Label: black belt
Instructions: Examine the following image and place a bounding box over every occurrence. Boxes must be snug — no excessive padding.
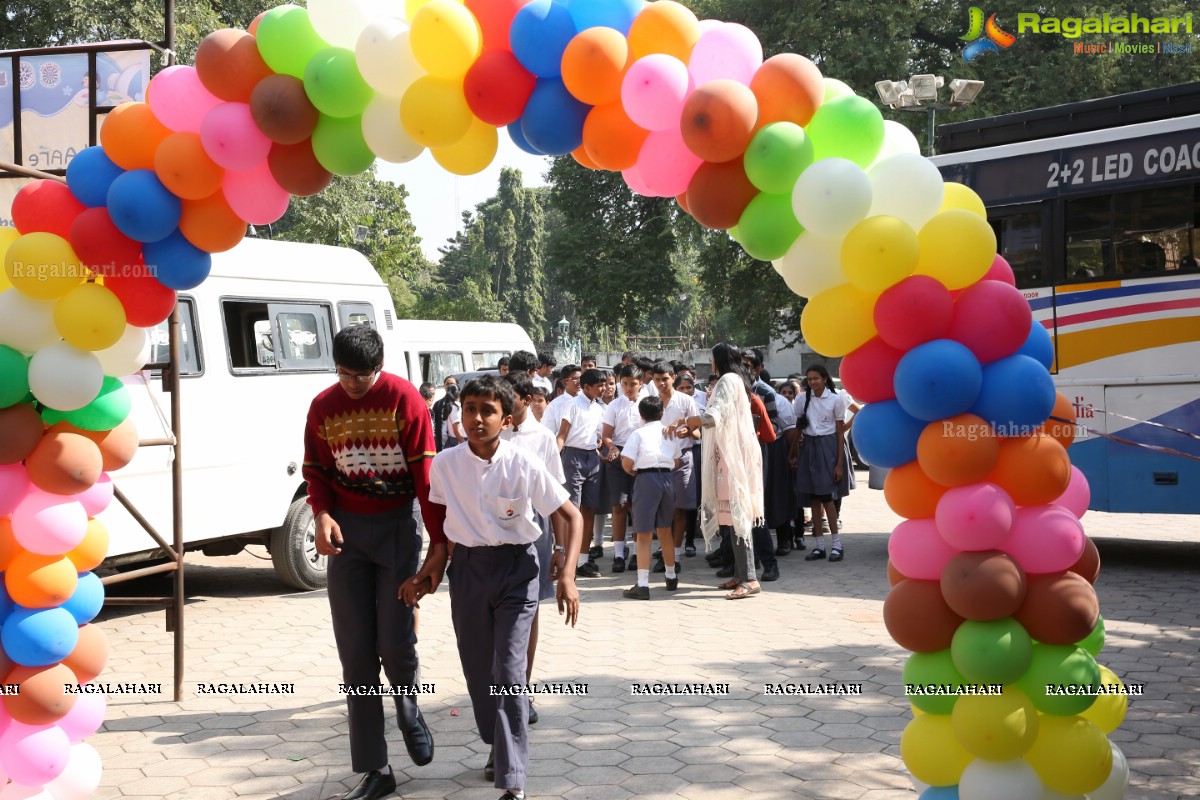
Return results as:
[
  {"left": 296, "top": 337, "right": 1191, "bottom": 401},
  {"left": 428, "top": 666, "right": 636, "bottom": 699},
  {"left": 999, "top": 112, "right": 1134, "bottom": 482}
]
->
[{"left": 637, "top": 467, "right": 672, "bottom": 473}]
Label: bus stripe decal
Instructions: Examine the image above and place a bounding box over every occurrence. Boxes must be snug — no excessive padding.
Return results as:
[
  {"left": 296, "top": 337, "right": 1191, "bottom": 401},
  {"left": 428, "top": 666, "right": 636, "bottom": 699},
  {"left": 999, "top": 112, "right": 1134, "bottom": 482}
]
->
[
  {"left": 1051, "top": 278, "right": 1200, "bottom": 308},
  {"left": 1055, "top": 297, "right": 1200, "bottom": 328},
  {"left": 1055, "top": 317, "right": 1200, "bottom": 369}
]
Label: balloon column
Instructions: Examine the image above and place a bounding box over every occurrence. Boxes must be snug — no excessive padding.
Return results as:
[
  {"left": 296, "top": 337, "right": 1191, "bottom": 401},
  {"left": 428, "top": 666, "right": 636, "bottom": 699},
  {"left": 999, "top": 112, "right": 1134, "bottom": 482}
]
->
[{"left": 0, "top": 0, "right": 1128, "bottom": 797}]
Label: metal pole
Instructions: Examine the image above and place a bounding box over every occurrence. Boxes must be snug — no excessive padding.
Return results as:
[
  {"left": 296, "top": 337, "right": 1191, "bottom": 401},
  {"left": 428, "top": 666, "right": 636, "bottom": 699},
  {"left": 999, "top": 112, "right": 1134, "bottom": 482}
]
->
[{"left": 926, "top": 106, "right": 937, "bottom": 157}]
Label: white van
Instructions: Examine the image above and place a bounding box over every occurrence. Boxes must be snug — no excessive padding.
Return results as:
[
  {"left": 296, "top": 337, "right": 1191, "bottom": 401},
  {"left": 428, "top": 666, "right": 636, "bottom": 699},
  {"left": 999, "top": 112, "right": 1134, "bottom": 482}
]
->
[{"left": 101, "top": 239, "right": 535, "bottom": 590}]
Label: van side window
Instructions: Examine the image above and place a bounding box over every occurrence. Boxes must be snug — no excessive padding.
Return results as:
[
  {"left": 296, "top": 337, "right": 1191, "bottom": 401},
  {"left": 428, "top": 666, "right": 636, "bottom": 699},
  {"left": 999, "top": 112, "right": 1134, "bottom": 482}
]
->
[
  {"left": 420, "top": 351, "right": 465, "bottom": 384},
  {"left": 223, "top": 300, "right": 335, "bottom": 373},
  {"left": 338, "top": 302, "right": 376, "bottom": 330},
  {"left": 472, "top": 350, "right": 512, "bottom": 370},
  {"left": 148, "top": 297, "right": 202, "bottom": 375}
]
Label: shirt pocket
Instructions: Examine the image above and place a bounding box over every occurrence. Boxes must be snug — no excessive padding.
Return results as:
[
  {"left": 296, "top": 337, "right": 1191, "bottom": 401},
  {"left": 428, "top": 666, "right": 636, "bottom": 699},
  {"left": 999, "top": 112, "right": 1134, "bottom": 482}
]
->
[{"left": 493, "top": 496, "right": 528, "bottom": 526}]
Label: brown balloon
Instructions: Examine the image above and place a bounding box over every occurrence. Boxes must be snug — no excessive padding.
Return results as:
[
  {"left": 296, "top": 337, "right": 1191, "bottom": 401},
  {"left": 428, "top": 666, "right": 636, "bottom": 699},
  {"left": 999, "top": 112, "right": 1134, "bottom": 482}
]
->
[
  {"left": 250, "top": 74, "right": 320, "bottom": 145},
  {"left": 883, "top": 579, "right": 964, "bottom": 653},
  {"left": 940, "top": 550, "right": 1027, "bottom": 621},
  {"left": 1014, "top": 571, "right": 1100, "bottom": 645},
  {"left": 63, "top": 624, "right": 110, "bottom": 685},
  {"left": 26, "top": 429, "right": 104, "bottom": 495},
  {"left": 1068, "top": 537, "right": 1101, "bottom": 584},
  {"left": 195, "top": 28, "right": 273, "bottom": 103},
  {"left": 3, "top": 664, "right": 78, "bottom": 725},
  {"left": 269, "top": 141, "right": 334, "bottom": 197},
  {"left": 685, "top": 159, "right": 759, "bottom": 231},
  {"left": 54, "top": 419, "right": 139, "bottom": 472},
  {"left": 887, "top": 559, "right": 908, "bottom": 587},
  {"left": 0, "top": 403, "right": 45, "bottom": 464}
]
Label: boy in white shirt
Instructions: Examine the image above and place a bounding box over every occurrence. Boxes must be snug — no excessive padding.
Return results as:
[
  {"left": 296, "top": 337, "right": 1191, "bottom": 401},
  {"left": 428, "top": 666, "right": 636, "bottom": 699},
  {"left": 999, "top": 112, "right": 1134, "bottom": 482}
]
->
[
  {"left": 556, "top": 370, "right": 606, "bottom": 572},
  {"left": 405, "top": 376, "right": 583, "bottom": 800},
  {"left": 540, "top": 364, "right": 580, "bottom": 437},
  {"left": 620, "top": 396, "right": 682, "bottom": 599},
  {"left": 652, "top": 362, "right": 700, "bottom": 573},
  {"left": 600, "top": 365, "right": 644, "bottom": 572}
]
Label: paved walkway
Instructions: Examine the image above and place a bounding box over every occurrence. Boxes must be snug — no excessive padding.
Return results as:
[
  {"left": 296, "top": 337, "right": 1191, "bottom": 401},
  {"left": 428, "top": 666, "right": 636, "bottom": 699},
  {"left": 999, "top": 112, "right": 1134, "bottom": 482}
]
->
[{"left": 94, "top": 477, "right": 1200, "bottom": 800}]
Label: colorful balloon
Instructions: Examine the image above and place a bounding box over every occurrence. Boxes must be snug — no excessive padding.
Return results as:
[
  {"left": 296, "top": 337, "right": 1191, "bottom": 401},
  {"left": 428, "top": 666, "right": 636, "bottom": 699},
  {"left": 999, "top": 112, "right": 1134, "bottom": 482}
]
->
[
  {"left": 194, "top": 28, "right": 273, "bottom": 102},
  {"left": 680, "top": 79, "right": 758, "bottom": 163},
  {"left": 799, "top": 282, "right": 876, "bottom": 357},
  {"left": 749, "top": 53, "right": 822, "bottom": 128},
  {"left": 146, "top": 65, "right": 223, "bottom": 133},
  {"left": 626, "top": 0, "right": 699, "bottom": 62},
  {"left": 873, "top": 275, "right": 955, "bottom": 352},
  {"left": 250, "top": 74, "right": 321, "bottom": 145},
  {"left": 561, "top": 27, "right": 629, "bottom": 106},
  {"left": 621, "top": 54, "right": 690, "bottom": 132},
  {"left": 411, "top": 0, "right": 482, "bottom": 79},
  {"left": 11, "top": 181, "right": 86, "bottom": 240},
  {"left": 939, "top": 550, "right": 1026, "bottom": 621},
  {"left": 792, "top": 158, "right": 872, "bottom": 238},
  {"left": 510, "top": 0, "right": 578, "bottom": 78},
  {"left": 743, "top": 122, "right": 813, "bottom": 195}
]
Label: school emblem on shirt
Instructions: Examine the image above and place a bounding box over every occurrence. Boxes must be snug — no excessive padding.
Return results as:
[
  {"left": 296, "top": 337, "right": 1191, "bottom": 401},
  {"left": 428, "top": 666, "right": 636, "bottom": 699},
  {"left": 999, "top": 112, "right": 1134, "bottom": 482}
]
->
[{"left": 506, "top": 506, "right": 514, "bottom": 517}]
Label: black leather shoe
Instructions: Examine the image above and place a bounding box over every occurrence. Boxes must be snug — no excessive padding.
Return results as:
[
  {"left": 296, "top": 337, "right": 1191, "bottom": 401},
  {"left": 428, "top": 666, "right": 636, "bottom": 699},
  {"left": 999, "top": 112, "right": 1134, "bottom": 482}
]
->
[
  {"left": 685, "top": 544, "right": 696, "bottom": 556},
  {"left": 761, "top": 562, "right": 780, "bottom": 582},
  {"left": 528, "top": 697, "right": 538, "bottom": 724},
  {"left": 775, "top": 543, "right": 792, "bottom": 556},
  {"left": 484, "top": 749, "right": 495, "bottom": 782},
  {"left": 623, "top": 584, "right": 650, "bottom": 600},
  {"left": 652, "top": 558, "right": 665, "bottom": 573},
  {"left": 577, "top": 560, "right": 601, "bottom": 577},
  {"left": 665, "top": 576, "right": 678, "bottom": 591},
  {"left": 829, "top": 549, "right": 844, "bottom": 563},
  {"left": 805, "top": 548, "right": 826, "bottom": 561},
  {"left": 612, "top": 556, "right": 626, "bottom": 573},
  {"left": 588, "top": 545, "right": 603, "bottom": 559},
  {"left": 343, "top": 769, "right": 397, "bottom": 800},
  {"left": 399, "top": 697, "right": 434, "bottom": 767},
  {"left": 715, "top": 565, "right": 734, "bottom": 578},
  {"left": 627, "top": 553, "right": 637, "bottom": 570},
  {"left": 704, "top": 551, "right": 722, "bottom": 564},
  {"left": 794, "top": 538, "right": 806, "bottom": 551}
]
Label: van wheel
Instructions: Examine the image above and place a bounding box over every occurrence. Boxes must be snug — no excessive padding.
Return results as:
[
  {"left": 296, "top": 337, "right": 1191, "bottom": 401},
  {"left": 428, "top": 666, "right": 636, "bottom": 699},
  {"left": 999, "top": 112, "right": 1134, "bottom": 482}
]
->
[{"left": 272, "top": 498, "right": 328, "bottom": 591}]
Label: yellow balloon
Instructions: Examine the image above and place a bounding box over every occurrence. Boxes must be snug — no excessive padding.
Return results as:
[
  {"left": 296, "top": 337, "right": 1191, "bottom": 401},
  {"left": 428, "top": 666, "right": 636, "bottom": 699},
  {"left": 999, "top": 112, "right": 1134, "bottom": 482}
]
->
[
  {"left": 432, "top": 116, "right": 498, "bottom": 176},
  {"left": 799, "top": 282, "right": 877, "bottom": 357},
  {"left": 410, "top": 0, "right": 481, "bottom": 79},
  {"left": 900, "top": 713, "right": 972, "bottom": 787},
  {"left": 914, "top": 209, "right": 996, "bottom": 290},
  {"left": 54, "top": 282, "right": 127, "bottom": 351},
  {"left": 4, "top": 232, "right": 84, "bottom": 300},
  {"left": 841, "top": 215, "right": 919, "bottom": 295},
  {"left": 0, "top": 226, "right": 20, "bottom": 292},
  {"left": 951, "top": 686, "right": 1039, "bottom": 761},
  {"left": 1025, "top": 715, "right": 1113, "bottom": 795},
  {"left": 406, "top": 0, "right": 464, "bottom": 22},
  {"left": 940, "top": 182, "right": 987, "bottom": 218},
  {"left": 400, "top": 75, "right": 473, "bottom": 148},
  {"left": 1079, "top": 665, "right": 1128, "bottom": 734}
]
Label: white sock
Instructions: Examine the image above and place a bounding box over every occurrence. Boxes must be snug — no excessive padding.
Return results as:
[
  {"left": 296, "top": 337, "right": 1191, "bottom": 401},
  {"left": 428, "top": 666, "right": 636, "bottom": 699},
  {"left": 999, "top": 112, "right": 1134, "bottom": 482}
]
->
[
  {"left": 577, "top": 554, "right": 590, "bottom": 567},
  {"left": 812, "top": 534, "right": 825, "bottom": 550},
  {"left": 674, "top": 546, "right": 683, "bottom": 561},
  {"left": 592, "top": 515, "right": 606, "bottom": 546},
  {"left": 665, "top": 565, "right": 676, "bottom": 579},
  {"left": 614, "top": 541, "right": 626, "bottom": 558},
  {"left": 637, "top": 568, "right": 650, "bottom": 587},
  {"left": 831, "top": 532, "right": 842, "bottom": 550}
]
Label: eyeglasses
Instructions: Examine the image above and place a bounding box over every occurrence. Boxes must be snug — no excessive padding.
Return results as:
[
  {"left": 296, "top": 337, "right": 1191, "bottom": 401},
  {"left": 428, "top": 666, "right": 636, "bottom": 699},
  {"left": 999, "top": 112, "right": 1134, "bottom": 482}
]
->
[{"left": 337, "top": 369, "right": 377, "bottom": 384}]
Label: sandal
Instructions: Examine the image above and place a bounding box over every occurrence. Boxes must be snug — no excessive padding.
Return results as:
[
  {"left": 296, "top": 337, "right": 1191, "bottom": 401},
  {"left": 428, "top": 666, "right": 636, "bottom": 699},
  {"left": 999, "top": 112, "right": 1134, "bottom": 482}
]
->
[
  {"left": 726, "top": 583, "right": 758, "bottom": 600},
  {"left": 716, "top": 578, "right": 739, "bottom": 590},
  {"left": 744, "top": 581, "right": 761, "bottom": 595}
]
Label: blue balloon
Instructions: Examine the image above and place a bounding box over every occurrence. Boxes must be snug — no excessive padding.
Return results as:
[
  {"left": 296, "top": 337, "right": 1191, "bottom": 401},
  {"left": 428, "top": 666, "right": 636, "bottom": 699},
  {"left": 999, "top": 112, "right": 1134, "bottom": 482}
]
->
[
  {"left": 510, "top": 0, "right": 577, "bottom": 78},
  {"left": 970, "top": 354, "right": 1057, "bottom": 435},
  {"left": 852, "top": 400, "right": 927, "bottom": 468},
  {"left": 143, "top": 230, "right": 213, "bottom": 290},
  {"left": 66, "top": 146, "right": 125, "bottom": 208},
  {"left": 1, "top": 607, "right": 79, "bottom": 667},
  {"left": 920, "top": 787, "right": 960, "bottom": 799},
  {"left": 1017, "top": 321, "right": 1054, "bottom": 370},
  {"left": 63, "top": 572, "right": 105, "bottom": 625},
  {"left": 107, "top": 169, "right": 182, "bottom": 243},
  {"left": 520, "top": 78, "right": 589, "bottom": 156},
  {"left": 507, "top": 122, "right": 545, "bottom": 156},
  {"left": 0, "top": 580, "right": 14, "bottom": 625},
  {"left": 566, "top": 0, "right": 642, "bottom": 34},
  {"left": 894, "top": 339, "right": 983, "bottom": 422}
]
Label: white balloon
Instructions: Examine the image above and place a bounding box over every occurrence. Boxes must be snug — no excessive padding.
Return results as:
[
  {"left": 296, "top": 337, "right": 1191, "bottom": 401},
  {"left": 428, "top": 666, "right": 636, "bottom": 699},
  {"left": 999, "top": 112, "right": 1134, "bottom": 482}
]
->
[
  {"left": 44, "top": 743, "right": 103, "bottom": 800},
  {"left": 791, "top": 158, "right": 872, "bottom": 237},
  {"left": 0, "top": 289, "right": 59, "bottom": 354},
  {"left": 774, "top": 233, "right": 846, "bottom": 298},
  {"left": 309, "top": 0, "right": 389, "bottom": 49},
  {"left": 95, "top": 324, "right": 151, "bottom": 377},
  {"left": 1088, "top": 742, "right": 1129, "bottom": 800},
  {"left": 362, "top": 95, "right": 425, "bottom": 163},
  {"left": 28, "top": 341, "right": 104, "bottom": 411},
  {"left": 873, "top": 119, "right": 922, "bottom": 163},
  {"left": 356, "top": 20, "right": 424, "bottom": 98},
  {"left": 868, "top": 152, "right": 945, "bottom": 230},
  {"left": 958, "top": 758, "right": 1045, "bottom": 800}
]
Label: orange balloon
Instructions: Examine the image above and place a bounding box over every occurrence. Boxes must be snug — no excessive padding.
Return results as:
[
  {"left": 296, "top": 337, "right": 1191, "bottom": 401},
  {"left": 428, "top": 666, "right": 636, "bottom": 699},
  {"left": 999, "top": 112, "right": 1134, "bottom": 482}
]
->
[
  {"left": 3, "top": 664, "right": 78, "bottom": 725},
  {"left": 627, "top": 0, "right": 700, "bottom": 62},
  {"left": 572, "top": 146, "right": 600, "bottom": 170},
  {"left": 884, "top": 461, "right": 949, "bottom": 519},
  {"left": 988, "top": 434, "right": 1072, "bottom": 506},
  {"left": 582, "top": 102, "right": 648, "bottom": 172},
  {"left": 561, "top": 27, "right": 629, "bottom": 106},
  {"left": 5, "top": 551, "right": 79, "bottom": 608},
  {"left": 685, "top": 158, "right": 759, "bottom": 230},
  {"left": 155, "top": 132, "right": 225, "bottom": 201},
  {"left": 63, "top": 624, "right": 110, "bottom": 685},
  {"left": 675, "top": 192, "right": 690, "bottom": 215},
  {"left": 248, "top": 10, "right": 268, "bottom": 35},
  {"left": 68, "top": 518, "right": 111, "bottom": 573},
  {"left": 887, "top": 559, "right": 909, "bottom": 586},
  {"left": 0, "top": 404, "right": 45, "bottom": 465},
  {"left": 195, "top": 28, "right": 274, "bottom": 102},
  {"left": 1039, "top": 392, "right": 1077, "bottom": 449},
  {"left": 72, "top": 418, "right": 139, "bottom": 472},
  {"left": 180, "top": 192, "right": 247, "bottom": 253},
  {"left": 750, "top": 53, "right": 824, "bottom": 129},
  {"left": 101, "top": 102, "right": 172, "bottom": 171},
  {"left": 917, "top": 413, "right": 1001, "bottom": 488},
  {"left": 0, "top": 518, "right": 19, "bottom": 572},
  {"left": 681, "top": 79, "right": 758, "bottom": 163},
  {"left": 26, "top": 429, "right": 104, "bottom": 495}
]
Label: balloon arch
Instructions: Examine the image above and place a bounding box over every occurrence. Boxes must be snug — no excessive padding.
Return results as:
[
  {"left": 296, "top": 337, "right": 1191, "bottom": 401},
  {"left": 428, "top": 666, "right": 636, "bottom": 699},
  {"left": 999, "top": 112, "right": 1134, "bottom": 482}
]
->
[{"left": 0, "top": 1, "right": 1129, "bottom": 797}]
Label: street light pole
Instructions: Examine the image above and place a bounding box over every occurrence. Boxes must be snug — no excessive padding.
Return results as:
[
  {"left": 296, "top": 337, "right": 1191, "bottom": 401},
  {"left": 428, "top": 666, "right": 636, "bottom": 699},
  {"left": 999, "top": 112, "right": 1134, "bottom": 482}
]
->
[{"left": 875, "top": 76, "right": 984, "bottom": 157}]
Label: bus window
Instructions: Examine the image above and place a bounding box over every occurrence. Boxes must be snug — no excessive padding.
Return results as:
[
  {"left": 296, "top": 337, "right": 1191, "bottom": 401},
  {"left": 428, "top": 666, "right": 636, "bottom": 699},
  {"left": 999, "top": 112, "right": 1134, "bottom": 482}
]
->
[
  {"left": 990, "top": 211, "right": 1045, "bottom": 287},
  {"left": 338, "top": 302, "right": 376, "bottom": 330},
  {"left": 420, "top": 351, "right": 465, "bottom": 384},
  {"left": 1113, "top": 185, "right": 1193, "bottom": 275},
  {"left": 1065, "top": 195, "right": 1114, "bottom": 280},
  {"left": 148, "top": 298, "right": 202, "bottom": 375},
  {"left": 472, "top": 350, "right": 511, "bottom": 370}
]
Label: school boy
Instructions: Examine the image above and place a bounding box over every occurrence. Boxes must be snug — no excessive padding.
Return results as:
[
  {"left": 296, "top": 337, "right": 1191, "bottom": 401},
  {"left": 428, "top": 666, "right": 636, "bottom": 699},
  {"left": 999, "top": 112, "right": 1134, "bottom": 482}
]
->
[
  {"left": 620, "top": 396, "right": 682, "bottom": 599},
  {"left": 528, "top": 386, "right": 549, "bottom": 424},
  {"left": 556, "top": 369, "right": 606, "bottom": 570},
  {"left": 533, "top": 351, "right": 556, "bottom": 395},
  {"left": 406, "top": 376, "right": 583, "bottom": 800},
  {"left": 540, "top": 364, "right": 580, "bottom": 437},
  {"left": 600, "top": 365, "right": 644, "bottom": 572},
  {"left": 651, "top": 361, "right": 700, "bottom": 573}
]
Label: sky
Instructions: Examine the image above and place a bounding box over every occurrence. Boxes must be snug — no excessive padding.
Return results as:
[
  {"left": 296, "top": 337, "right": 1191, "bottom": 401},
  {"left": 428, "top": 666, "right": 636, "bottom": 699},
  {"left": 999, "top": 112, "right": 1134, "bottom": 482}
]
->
[{"left": 375, "top": 135, "right": 555, "bottom": 263}]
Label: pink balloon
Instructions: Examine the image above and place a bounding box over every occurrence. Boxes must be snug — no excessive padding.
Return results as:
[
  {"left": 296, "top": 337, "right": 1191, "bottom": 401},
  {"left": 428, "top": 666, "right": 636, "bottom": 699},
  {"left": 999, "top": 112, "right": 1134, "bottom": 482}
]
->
[
  {"left": 10, "top": 488, "right": 88, "bottom": 556},
  {"left": 888, "top": 518, "right": 958, "bottom": 580},
  {"left": 200, "top": 102, "right": 272, "bottom": 171},
  {"left": 56, "top": 694, "right": 107, "bottom": 743},
  {"left": 0, "top": 783, "right": 51, "bottom": 800},
  {"left": 688, "top": 23, "right": 763, "bottom": 86},
  {"left": 935, "top": 482, "right": 1016, "bottom": 551},
  {"left": 622, "top": 165, "right": 652, "bottom": 197},
  {"left": 636, "top": 128, "right": 702, "bottom": 197},
  {"left": 948, "top": 280, "right": 1033, "bottom": 364},
  {"left": 75, "top": 474, "right": 113, "bottom": 518},
  {"left": 0, "top": 463, "right": 31, "bottom": 517},
  {"left": 838, "top": 337, "right": 902, "bottom": 403},
  {"left": 147, "top": 65, "right": 222, "bottom": 133},
  {"left": 874, "top": 275, "right": 955, "bottom": 352},
  {"left": 223, "top": 161, "right": 291, "bottom": 225},
  {"left": 982, "top": 254, "right": 1016, "bottom": 286},
  {"left": 621, "top": 54, "right": 691, "bottom": 132},
  {"left": 0, "top": 720, "right": 70, "bottom": 787},
  {"left": 44, "top": 742, "right": 102, "bottom": 800},
  {"left": 1053, "top": 466, "right": 1091, "bottom": 519},
  {"left": 1002, "top": 504, "right": 1086, "bottom": 574}
]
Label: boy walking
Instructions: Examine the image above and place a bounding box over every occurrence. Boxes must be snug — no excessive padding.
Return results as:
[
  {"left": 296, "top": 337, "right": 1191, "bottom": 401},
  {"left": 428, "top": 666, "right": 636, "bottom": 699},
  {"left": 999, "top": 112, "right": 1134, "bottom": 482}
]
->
[
  {"left": 620, "top": 396, "right": 682, "bottom": 599},
  {"left": 600, "top": 365, "right": 644, "bottom": 572}
]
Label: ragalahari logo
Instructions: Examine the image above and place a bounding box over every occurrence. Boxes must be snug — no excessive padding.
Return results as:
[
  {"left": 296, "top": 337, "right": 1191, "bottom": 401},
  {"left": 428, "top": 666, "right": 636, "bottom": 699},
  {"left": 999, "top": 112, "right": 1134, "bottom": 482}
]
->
[{"left": 960, "top": 7, "right": 1017, "bottom": 62}]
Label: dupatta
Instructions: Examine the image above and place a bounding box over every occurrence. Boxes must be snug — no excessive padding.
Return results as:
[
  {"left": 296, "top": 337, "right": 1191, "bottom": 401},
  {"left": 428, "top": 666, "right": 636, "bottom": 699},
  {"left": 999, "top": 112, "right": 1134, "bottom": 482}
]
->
[{"left": 699, "top": 373, "right": 764, "bottom": 548}]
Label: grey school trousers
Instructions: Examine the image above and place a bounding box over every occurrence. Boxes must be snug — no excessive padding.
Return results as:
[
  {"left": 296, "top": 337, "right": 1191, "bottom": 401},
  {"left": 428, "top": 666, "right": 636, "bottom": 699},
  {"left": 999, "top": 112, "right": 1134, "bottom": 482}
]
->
[
  {"left": 448, "top": 542, "right": 540, "bottom": 790},
  {"left": 326, "top": 506, "right": 422, "bottom": 773}
]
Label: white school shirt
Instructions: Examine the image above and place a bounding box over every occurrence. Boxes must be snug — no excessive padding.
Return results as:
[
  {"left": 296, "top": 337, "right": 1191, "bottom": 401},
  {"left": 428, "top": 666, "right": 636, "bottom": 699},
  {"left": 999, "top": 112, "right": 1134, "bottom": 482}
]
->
[
  {"left": 693, "top": 390, "right": 708, "bottom": 413},
  {"left": 660, "top": 391, "right": 700, "bottom": 451},
  {"left": 622, "top": 421, "right": 681, "bottom": 470},
  {"left": 501, "top": 418, "right": 566, "bottom": 483},
  {"left": 429, "top": 439, "right": 569, "bottom": 547},
  {"left": 532, "top": 374, "right": 554, "bottom": 394},
  {"left": 603, "top": 395, "right": 643, "bottom": 447},
  {"left": 444, "top": 402, "right": 461, "bottom": 443},
  {"left": 793, "top": 390, "right": 849, "bottom": 436},
  {"left": 638, "top": 381, "right": 659, "bottom": 399},
  {"left": 776, "top": 392, "right": 797, "bottom": 432},
  {"left": 541, "top": 392, "right": 574, "bottom": 435},
  {"left": 561, "top": 393, "right": 604, "bottom": 450}
]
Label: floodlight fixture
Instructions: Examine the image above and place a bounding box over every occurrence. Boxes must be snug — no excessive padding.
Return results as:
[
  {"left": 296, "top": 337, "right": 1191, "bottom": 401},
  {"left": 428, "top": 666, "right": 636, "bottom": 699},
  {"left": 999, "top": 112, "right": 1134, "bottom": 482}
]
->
[
  {"left": 909, "top": 74, "right": 942, "bottom": 102},
  {"left": 875, "top": 80, "right": 905, "bottom": 106},
  {"left": 949, "top": 78, "right": 985, "bottom": 107}
]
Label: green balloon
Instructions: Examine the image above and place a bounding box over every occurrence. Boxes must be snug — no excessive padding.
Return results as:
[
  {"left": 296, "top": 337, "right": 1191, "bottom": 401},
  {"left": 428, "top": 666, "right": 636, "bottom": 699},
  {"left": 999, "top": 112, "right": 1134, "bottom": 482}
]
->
[
  {"left": 805, "top": 94, "right": 885, "bottom": 167},
  {"left": 1076, "top": 615, "right": 1105, "bottom": 657},
  {"left": 903, "top": 649, "right": 968, "bottom": 714},
  {"left": 951, "top": 617, "right": 1033, "bottom": 685},
  {"left": 42, "top": 376, "right": 131, "bottom": 431},
  {"left": 744, "top": 122, "right": 814, "bottom": 195},
  {"left": 1017, "top": 643, "right": 1100, "bottom": 716},
  {"left": 304, "top": 48, "right": 373, "bottom": 119},
  {"left": 255, "top": 5, "right": 330, "bottom": 79},
  {"left": 312, "top": 114, "right": 375, "bottom": 177},
  {"left": 0, "top": 345, "right": 29, "bottom": 408},
  {"left": 822, "top": 78, "right": 855, "bottom": 102},
  {"left": 737, "top": 193, "right": 803, "bottom": 262}
]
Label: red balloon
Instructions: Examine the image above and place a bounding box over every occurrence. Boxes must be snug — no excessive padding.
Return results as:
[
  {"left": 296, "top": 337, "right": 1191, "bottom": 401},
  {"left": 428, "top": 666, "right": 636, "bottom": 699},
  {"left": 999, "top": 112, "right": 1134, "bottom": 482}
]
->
[
  {"left": 105, "top": 271, "right": 177, "bottom": 327},
  {"left": 69, "top": 207, "right": 143, "bottom": 278},
  {"left": 982, "top": 254, "right": 1016, "bottom": 286},
  {"left": 464, "top": 50, "right": 537, "bottom": 127},
  {"left": 250, "top": 74, "right": 319, "bottom": 145},
  {"left": 948, "top": 280, "right": 1033, "bottom": 364},
  {"left": 883, "top": 579, "right": 964, "bottom": 653},
  {"left": 874, "top": 275, "right": 955, "bottom": 352},
  {"left": 1014, "top": 571, "right": 1100, "bottom": 645},
  {"left": 465, "top": 0, "right": 526, "bottom": 51},
  {"left": 685, "top": 159, "right": 758, "bottom": 230},
  {"left": 268, "top": 141, "right": 334, "bottom": 197},
  {"left": 11, "top": 181, "right": 86, "bottom": 239},
  {"left": 839, "top": 337, "right": 902, "bottom": 403}
]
